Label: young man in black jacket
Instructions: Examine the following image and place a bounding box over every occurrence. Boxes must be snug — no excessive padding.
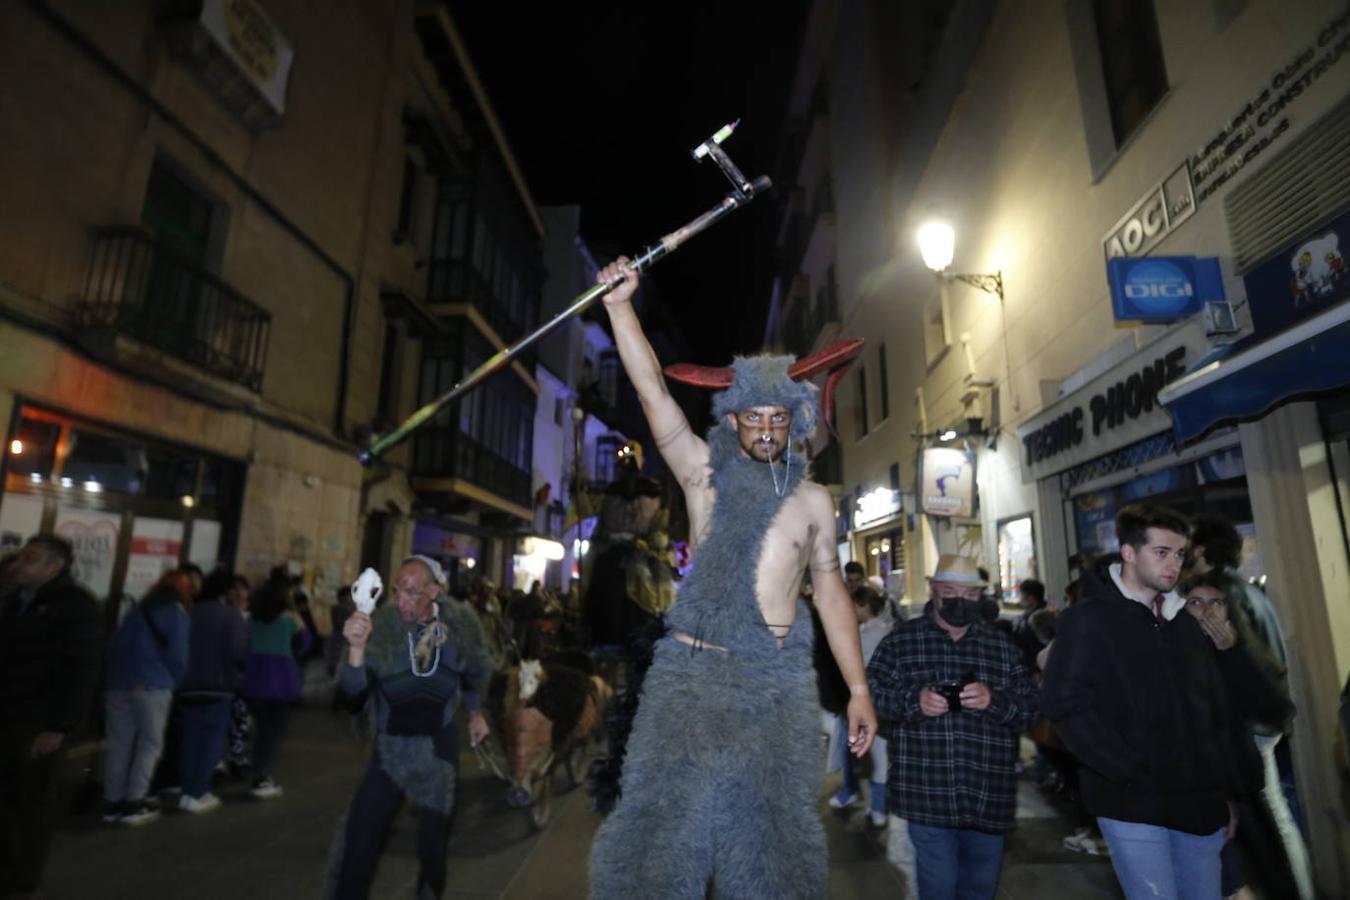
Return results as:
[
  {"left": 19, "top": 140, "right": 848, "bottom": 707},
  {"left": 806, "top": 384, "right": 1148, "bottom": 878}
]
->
[
  {"left": 1041, "top": 505, "right": 1288, "bottom": 900},
  {"left": 0, "top": 536, "right": 103, "bottom": 897}
]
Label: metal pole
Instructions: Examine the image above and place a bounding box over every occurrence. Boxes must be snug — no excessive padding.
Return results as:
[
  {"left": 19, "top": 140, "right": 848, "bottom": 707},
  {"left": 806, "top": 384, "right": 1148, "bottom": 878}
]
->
[{"left": 358, "top": 174, "right": 772, "bottom": 465}]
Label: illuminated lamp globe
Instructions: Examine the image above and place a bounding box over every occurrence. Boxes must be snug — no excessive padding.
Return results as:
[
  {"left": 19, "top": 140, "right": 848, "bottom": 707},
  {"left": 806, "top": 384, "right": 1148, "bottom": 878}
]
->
[{"left": 917, "top": 221, "right": 956, "bottom": 272}]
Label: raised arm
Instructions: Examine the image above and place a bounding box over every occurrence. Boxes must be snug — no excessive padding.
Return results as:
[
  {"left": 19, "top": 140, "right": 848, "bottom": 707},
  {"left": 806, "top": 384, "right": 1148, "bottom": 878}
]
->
[
  {"left": 596, "top": 258, "right": 708, "bottom": 484},
  {"left": 806, "top": 485, "right": 878, "bottom": 756}
]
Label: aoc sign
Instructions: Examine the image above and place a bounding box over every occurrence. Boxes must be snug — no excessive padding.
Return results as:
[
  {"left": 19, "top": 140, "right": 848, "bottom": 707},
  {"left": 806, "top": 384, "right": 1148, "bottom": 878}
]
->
[{"left": 1106, "top": 256, "right": 1224, "bottom": 321}]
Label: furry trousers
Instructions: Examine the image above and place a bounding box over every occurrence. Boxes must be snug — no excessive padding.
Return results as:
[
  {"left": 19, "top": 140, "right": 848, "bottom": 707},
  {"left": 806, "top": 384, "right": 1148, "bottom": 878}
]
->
[{"left": 588, "top": 636, "right": 825, "bottom": 899}]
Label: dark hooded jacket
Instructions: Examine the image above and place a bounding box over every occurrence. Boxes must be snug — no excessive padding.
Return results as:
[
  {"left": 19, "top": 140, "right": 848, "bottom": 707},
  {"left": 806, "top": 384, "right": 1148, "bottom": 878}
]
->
[
  {"left": 0, "top": 570, "right": 103, "bottom": 737},
  {"left": 1041, "top": 555, "right": 1289, "bottom": 835}
]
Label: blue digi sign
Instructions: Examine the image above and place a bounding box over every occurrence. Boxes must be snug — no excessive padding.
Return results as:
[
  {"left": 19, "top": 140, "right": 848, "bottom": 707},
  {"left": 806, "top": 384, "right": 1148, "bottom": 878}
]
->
[{"left": 1106, "top": 256, "right": 1224, "bottom": 321}]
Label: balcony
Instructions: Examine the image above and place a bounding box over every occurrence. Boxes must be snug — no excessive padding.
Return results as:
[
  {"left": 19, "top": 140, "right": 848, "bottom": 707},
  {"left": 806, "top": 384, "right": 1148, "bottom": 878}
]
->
[
  {"left": 413, "top": 426, "right": 532, "bottom": 514},
  {"left": 428, "top": 259, "right": 532, "bottom": 346},
  {"left": 78, "top": 228, "right": 270, "bottom": 392}
]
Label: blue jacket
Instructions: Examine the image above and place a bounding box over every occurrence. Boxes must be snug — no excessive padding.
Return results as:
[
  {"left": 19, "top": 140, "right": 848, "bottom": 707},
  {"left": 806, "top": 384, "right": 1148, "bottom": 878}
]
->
[{"left": 105, "top": 590, "right": 189, "bottom": 692}]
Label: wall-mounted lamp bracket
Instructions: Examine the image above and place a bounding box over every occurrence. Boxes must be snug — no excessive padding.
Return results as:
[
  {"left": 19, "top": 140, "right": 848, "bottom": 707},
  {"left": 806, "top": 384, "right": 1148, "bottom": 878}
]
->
[{"left": 948, "top": 271, "right": 1004, "bottom": 301}]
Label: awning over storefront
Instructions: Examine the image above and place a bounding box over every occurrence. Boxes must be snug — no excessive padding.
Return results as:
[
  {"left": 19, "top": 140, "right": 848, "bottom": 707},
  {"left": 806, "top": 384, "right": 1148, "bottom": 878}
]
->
[{"left": 1158, "top": 301, "right": 1350, "bottom": 444}]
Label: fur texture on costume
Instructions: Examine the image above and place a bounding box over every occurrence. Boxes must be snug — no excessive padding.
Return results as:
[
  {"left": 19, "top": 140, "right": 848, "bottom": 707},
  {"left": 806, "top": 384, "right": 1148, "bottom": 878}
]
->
[
  {"left": 588, "top": 417, "right": 826, "bottom": 898},
  {"left": 375, "top": 733, "right": 455, "bottom": 814},
  {"left": 710, "top": 353, "right": 819, "bottom": 447},
  {"left": 662, "top": 424, "right": 809, "bottom": 651},
  {"left": 363, "top": 595, "right": 493, "bottom": 682}
]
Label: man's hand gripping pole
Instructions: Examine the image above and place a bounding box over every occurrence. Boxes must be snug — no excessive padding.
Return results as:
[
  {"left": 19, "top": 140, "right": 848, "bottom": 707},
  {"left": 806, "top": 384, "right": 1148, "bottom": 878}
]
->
[{"left": 358, "top": 123, "right": 771, "bottom": 466}]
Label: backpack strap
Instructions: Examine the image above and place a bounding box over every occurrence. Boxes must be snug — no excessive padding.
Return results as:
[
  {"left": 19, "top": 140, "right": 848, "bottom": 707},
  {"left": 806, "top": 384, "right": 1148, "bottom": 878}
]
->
[{"left": 139, "top": 602, "right": 170, "bottom": 651}]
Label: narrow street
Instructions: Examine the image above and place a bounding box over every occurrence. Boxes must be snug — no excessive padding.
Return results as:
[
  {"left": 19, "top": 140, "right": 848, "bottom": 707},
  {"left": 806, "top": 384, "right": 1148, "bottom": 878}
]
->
[{"left": 43, "top": 703, "right": 1121, "bottom": 899}]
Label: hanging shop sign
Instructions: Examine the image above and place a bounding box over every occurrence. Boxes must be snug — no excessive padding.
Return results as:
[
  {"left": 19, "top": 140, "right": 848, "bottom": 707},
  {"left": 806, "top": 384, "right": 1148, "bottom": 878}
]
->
[
  {"left": 1243, "top": 205, "right": 1350, "bottom": 339},
  {"left": 200, "top": 0, "right": 294, "bottom": 115},
  {"left": 1103, "top": 8, "right": 1350, "bottom": 262},
  {"left": 1107, "top": 256, "right": 1224, "bottom": 321},
  {"left": 854, "top": 487, "right": 902, "bottom": 530},
  {"left": 1016, "top": 321, "right": 1211, "bottom": 482},
  {"left": 919, "top": 447, "right": 976, "bottom": 519}
]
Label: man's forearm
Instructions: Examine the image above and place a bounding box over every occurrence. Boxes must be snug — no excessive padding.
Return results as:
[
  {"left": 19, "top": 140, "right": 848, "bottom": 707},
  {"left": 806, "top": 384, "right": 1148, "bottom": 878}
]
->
[
  {"left": 816, "top": 593, "right": 869, "bottom": 690},
  {"left": 604, "top": 299, "right": 669, "bottom": 408}
]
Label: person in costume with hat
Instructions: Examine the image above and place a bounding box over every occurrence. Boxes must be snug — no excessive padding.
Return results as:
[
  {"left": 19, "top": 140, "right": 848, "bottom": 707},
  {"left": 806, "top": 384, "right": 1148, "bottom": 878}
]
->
[
  {"left": 325, "top": 555, "right": 493, "bottom": 900},
  {"left": 866, "top": 554, "right": 1040, "bottom": 899},
  {"left": 585, "top": 260, "right": 878, "bottom": 899}
]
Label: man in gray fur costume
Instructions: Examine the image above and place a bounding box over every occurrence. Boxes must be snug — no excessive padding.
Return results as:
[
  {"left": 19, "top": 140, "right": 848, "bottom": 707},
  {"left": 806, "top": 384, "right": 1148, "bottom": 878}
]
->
[
  {"left": 587, "top": 259, "right": 878, "bottom": 898},
  {"left": 327, "top": 556, "right": 492, "bottom": 899}
]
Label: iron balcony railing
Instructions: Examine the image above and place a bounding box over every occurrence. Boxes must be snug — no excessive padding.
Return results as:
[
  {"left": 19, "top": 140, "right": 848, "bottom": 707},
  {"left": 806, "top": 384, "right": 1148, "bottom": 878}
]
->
[
  {"left": 426, "top": 259, "right": 537, "bottom": 361},
  {"left": 79, "top": 228, "right": 270, "bottom": 392},
  {"left": 414, "top": 427, "right": 532, "bottom": 512}
]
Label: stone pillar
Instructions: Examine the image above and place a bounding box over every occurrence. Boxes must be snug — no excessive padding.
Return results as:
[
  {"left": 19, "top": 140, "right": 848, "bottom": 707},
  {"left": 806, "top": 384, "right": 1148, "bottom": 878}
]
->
[
  {"left": 1239, "top": 402, "right": 1350, "bottom": 898},
  {"left": 1036, "top": 476, "right": 1070, "bottom": 606}
]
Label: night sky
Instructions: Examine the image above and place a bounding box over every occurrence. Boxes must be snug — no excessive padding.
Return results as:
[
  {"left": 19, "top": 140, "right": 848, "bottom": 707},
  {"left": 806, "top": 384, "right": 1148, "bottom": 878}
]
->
[{"left": 450, "top": 2, "right": 810, "bottom": 364}]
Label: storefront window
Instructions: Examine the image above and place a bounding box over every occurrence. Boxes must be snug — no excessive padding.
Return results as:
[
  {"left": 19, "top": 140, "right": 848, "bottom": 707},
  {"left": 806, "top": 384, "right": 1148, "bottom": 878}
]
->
[
  {"left": 1069, "top": 444, "right": 1257, "bottom": 569},
  {"left": 2, "top": 406, "right": 243, "bottom": 604},
  {"left": 864, "top": 528, "right": 905, "bottom": 586},
  {"left": 52, "top": 505, "right": 121, "bottom": 600},
  {"left": 996, "top": 515, "right": 1037, "bottom": 604}
]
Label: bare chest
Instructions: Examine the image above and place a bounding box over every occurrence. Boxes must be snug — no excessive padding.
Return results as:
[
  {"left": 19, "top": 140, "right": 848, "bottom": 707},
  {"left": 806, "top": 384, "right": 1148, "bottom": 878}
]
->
[{"left": 685, "top": 480, "right": 818, "bottom": 638}]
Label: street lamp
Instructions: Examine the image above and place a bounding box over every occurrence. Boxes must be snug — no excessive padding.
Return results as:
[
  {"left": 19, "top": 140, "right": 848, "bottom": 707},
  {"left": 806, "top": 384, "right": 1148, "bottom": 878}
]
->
[
  {"left": 917, "top": 221, "right": 1003, "bottom": 301},
  {"left": 917, "top": 220, "right": 1016, "bottom": 411}
]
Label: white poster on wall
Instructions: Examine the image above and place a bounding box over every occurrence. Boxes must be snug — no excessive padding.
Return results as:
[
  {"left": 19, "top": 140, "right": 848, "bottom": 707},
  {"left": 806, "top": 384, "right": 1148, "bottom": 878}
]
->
[
  {"left": 124, "top": 517, "right": 184, "bottom": 601},
  {"left": 54, "top": 506, "right": 121, "bottom": 600}
]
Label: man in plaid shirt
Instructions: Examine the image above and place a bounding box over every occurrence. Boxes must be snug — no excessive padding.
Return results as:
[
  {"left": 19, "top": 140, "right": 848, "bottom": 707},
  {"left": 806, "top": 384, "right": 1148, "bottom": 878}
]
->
[{"left": 868, "top": 554, "right": 1039, "bottom": 899}]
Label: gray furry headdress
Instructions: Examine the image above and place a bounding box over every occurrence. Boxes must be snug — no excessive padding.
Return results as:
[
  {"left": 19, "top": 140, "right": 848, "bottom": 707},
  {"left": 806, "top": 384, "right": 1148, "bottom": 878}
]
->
[
  {"left": 709, "top": 355, "right": 818, "bottom": 444},
  {"left": 662, "top": 338, "right": 865, "bottom": 448}
]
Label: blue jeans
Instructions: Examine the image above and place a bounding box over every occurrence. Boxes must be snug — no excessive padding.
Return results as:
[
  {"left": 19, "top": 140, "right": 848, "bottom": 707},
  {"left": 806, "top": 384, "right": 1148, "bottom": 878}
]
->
[
  {"left": 104, "top": 689, "right": 173, "bottom": 803},
  {"left": 179, "top": 698, "right": 232, "bottom": 799},
  {"left": 907, "top": 822, "right": 1004, "bottom": 900},
  {"left": 1097, "top": 817, "right": 1226, "bottom": 900}
]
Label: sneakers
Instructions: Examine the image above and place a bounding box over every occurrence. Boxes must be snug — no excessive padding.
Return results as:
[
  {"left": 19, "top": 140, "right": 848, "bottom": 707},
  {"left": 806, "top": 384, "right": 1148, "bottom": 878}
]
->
[
  {"left": 119, "top": 799, "right": 162, "bottom": 826},
  {"left": 250, "top": 777, "right": 283, "bottom": 799},
  {"left": 1063, "top": 827, "right": 1109, "bottom": 856},
  {"left": 102, "top": 801, "right": 129, "bottom": 824},
  {"left": 178, "top": 792, "right": 222, "bottom": 814},
  {"left": 868, "top": 811, "right": 889, "bottom": 829},
  {"left": 828, "top": 791, "right": 859, "bottom": 810}
]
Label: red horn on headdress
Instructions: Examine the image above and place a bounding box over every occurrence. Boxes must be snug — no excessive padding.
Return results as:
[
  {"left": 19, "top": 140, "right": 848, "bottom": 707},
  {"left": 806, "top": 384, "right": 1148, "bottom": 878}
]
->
[
  {"left": 788, "top": 338, "right": 864, "bottom": 427},
  {"left": 662, "top": 338, "right": 865, "bottom": 427},
  {"left": 662, "top": 363, "right": 734, "bottom": 388}
]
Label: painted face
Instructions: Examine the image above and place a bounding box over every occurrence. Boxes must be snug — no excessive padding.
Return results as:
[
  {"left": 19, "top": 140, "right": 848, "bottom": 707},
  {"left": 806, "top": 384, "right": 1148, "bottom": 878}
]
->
[
  {"left": 1185, "top": 585, "right": 1228, "bottom": 623},
  {"left": 393, "top": 561, "right": 438, "bottom": 623},
  {"left": 1122, "top": 527, "right": 1188, "bottom": 594},
  {"left": 730, "top": 405, "right": 791, "bottom": 462}
]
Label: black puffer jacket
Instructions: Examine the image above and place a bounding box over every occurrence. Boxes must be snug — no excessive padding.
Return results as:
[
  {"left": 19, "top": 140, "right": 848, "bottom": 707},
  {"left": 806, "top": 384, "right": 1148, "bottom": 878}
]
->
[
  {"left": 1041, "top": 556, "right": 1289, "bottom": 835},
  {"left": 0, "top": 570, "right": 103, "bottom": 737}
]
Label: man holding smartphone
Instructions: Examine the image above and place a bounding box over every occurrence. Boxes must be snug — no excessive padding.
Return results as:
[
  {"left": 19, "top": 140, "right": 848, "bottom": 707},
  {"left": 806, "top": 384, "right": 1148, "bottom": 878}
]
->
[{"left": 868, "top": 554, "right": 1039, "bottom": 899}]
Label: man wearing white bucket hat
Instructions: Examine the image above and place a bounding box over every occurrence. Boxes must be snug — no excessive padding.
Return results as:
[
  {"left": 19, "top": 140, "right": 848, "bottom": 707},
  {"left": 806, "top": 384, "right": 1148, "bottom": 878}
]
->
[{"left": 868, "top": 554, "right": 1039, "bottom": 899}]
